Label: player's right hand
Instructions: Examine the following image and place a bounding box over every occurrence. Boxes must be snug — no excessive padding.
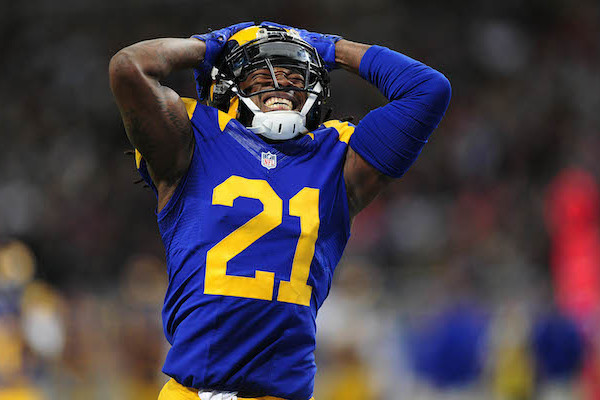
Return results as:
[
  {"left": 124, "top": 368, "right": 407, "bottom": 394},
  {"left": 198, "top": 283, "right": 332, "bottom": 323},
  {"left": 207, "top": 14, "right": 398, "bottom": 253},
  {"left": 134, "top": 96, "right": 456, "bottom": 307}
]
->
[
  {"left": 260, "top": 21, "right": 342, "bottom": 71},
  {"left": 192, "top": 22, "right": 254, "bottom": 99}
]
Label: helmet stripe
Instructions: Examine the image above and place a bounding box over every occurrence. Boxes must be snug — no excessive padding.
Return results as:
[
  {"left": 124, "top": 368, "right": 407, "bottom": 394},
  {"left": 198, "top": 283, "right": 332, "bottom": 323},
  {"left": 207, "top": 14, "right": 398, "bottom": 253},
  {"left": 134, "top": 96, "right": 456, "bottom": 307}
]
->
[{"left": 228, "top": 26, "right": 262, "bottom": 46}]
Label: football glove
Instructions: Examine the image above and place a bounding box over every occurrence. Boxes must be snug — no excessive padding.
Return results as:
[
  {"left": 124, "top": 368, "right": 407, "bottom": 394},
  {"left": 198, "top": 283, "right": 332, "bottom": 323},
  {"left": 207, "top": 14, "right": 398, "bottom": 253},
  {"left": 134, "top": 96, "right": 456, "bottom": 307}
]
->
[
  {"left": 260, "top": 21, "right": 342, "bottom": 71},
  {"left": 192, "top": 21, "right": 254, "bottom": 100}
]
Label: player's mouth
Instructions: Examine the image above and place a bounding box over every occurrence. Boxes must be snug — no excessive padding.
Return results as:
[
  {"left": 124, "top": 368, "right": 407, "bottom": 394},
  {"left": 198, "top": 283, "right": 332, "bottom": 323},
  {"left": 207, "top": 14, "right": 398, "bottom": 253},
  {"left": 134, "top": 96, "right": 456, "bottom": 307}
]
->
[
  {"left": 259, "top": 92, "right": 303, "bottom": 112},
  {"left": 264, "top": 97, "right": 294, "bottom": 111}
]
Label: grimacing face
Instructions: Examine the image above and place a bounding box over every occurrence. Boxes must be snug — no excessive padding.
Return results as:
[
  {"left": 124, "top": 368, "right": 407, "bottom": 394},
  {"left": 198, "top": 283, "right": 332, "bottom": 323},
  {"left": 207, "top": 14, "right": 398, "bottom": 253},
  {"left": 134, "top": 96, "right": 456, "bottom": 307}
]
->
[{"left": 239, "top": 66, "right": 308, "bottom": 113}]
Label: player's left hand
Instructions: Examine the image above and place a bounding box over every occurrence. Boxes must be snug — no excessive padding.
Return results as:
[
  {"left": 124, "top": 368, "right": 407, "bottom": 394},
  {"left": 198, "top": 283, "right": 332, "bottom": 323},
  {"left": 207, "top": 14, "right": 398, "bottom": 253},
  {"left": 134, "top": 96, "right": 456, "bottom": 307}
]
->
[{"left": 260, "top": 21, "right": 342, "bottom": 71}]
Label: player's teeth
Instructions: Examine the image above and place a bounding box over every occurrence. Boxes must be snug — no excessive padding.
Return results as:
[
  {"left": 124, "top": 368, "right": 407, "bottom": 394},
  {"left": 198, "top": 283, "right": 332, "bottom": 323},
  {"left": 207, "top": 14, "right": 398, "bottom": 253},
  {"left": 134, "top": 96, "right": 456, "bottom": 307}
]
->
[{"left": 265, "top": 97, "right": 293, "bottom": 110}]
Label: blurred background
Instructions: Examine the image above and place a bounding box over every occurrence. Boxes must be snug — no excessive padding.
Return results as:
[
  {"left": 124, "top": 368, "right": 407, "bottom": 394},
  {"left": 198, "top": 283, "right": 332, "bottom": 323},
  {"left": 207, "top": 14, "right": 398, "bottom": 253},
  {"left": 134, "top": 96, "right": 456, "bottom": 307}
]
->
[{"left": 1, "top": 0, "right": 599, "bottom": 398}]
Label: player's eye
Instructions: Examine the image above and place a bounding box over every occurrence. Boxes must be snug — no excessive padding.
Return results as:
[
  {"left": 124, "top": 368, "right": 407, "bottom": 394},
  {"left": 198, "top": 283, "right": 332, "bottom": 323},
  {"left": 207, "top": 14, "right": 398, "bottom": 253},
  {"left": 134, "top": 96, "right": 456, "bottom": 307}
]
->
[
  {"left": 273, "top": 71, "right": 304, "bottom": 85},
  {"left": 288, "top": 75, "right": 305, "bottom": 85},
  {"left": 250, "top": 70, "right": 272, "bottom": 80}
]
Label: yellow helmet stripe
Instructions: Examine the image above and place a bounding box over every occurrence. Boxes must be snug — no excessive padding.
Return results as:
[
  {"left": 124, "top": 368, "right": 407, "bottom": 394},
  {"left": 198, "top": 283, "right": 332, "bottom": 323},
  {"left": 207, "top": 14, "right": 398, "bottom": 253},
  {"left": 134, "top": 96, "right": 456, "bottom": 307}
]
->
[{"left": 228, "top": 26, "right": 265, "bottom": 46}]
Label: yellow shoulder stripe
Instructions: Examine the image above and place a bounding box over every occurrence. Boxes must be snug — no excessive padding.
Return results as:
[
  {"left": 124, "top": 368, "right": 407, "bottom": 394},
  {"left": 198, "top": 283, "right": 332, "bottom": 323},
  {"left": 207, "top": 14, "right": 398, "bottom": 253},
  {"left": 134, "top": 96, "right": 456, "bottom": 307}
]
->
[
  {"left": 323, "top": 120, "right": 355, "bottom": 144},
  {"left": 181, "top": 97, "right": 197, "bottom": 119},
  {"left": 134, "top": 149, "right": 143, "bottom": 169},
  {"left": 218, "top": 111, "right": 234, "bottom": 131}
]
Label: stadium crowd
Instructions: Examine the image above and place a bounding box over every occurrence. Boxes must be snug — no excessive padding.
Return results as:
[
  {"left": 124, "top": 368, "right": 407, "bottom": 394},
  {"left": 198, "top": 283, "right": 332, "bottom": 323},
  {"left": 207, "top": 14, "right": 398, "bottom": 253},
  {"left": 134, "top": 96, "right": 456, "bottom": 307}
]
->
[{"left": 1, "top": 0, "right": 599, "bottom": 398}]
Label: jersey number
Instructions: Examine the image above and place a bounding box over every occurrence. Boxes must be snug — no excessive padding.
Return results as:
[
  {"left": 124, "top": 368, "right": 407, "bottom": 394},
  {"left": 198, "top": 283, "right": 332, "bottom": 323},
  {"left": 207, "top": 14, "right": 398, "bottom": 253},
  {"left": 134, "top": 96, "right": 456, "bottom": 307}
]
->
[{"left": 205, "top": 176, "right": 319, "bottom": 307}]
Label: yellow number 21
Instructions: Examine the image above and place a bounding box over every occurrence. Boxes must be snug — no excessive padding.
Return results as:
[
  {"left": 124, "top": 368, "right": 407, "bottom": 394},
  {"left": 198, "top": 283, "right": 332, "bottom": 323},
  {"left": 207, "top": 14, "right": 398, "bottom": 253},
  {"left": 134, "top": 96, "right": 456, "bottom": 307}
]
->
[{"left": 205, "top": 176, "right": 319, "bottom": 307}]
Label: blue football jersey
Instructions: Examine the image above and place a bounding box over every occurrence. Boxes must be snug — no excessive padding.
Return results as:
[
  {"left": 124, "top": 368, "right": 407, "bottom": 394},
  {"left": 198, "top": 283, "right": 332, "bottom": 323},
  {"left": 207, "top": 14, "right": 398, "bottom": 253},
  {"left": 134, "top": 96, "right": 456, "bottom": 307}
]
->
[{"left": 136, "top": 99, "right": 354, "bottom": 400}]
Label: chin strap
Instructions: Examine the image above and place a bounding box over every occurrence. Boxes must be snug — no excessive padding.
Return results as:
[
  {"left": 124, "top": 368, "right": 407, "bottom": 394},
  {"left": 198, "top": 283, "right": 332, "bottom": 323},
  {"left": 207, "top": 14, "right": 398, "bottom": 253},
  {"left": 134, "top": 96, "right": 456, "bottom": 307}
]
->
[{"left": 234, "top": 82, "right": 322, "bottom": 141}]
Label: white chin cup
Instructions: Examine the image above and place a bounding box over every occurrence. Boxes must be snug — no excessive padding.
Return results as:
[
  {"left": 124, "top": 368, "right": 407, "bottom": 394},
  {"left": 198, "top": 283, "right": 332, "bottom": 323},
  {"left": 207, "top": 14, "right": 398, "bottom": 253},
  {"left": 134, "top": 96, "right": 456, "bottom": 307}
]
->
[
  {"left": 249, "top": 110, "right": 307, "bottom": 140},
  {"left": 236, "top": 82, "right": 322, "bottom": 141}
]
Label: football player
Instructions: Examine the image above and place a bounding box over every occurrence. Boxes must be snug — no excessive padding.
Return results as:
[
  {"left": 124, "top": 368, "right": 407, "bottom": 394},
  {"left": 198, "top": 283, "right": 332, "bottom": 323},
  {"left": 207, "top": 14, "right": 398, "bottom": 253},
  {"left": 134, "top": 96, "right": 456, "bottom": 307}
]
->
[{"left": 109, "top": 22, "right": 451, "bottom": 400}]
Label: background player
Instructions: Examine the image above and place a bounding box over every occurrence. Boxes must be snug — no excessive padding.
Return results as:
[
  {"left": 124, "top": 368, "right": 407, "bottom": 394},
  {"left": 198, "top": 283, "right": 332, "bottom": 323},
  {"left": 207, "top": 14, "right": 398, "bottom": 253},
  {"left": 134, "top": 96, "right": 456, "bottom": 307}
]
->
[{"left": 109, "top": 22, "right": 450, "bottom": 399}]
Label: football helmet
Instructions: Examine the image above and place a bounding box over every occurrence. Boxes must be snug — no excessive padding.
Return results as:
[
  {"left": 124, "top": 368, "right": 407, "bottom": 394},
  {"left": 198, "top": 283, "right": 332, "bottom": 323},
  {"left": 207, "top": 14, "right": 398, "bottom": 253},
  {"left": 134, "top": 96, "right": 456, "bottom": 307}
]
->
[{"left": 205, "top": 24, "right": 330, "bottom": 140}]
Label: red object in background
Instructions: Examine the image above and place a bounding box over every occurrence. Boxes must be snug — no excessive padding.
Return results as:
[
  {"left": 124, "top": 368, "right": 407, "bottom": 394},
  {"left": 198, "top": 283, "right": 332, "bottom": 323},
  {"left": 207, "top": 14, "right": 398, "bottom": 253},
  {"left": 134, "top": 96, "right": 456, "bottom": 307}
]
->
[
  {"left": 544, "top": 167, "right": 600, "bottom": 399},
  {"left": 545, "top": 168, "right": 600, "bottom": 319},
  {"left": 546, "top": 168, "right": 600, "bottom": 236}
]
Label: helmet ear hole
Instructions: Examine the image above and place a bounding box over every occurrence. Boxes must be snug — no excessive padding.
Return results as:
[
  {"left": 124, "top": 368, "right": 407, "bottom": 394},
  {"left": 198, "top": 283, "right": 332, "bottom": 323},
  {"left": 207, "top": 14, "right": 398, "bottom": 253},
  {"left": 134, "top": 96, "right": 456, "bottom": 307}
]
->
[
  {"left": 208, "top": 80, "right": 235, "bottom": 112},
  {"left": 305, "top": 99, "right": 322, "bottom": 131}
]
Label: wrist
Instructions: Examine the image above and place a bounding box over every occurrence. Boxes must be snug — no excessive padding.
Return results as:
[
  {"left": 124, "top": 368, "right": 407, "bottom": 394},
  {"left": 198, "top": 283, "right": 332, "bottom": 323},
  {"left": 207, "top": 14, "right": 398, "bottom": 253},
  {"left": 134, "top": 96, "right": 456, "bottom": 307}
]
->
[
  {"left": 335, "top": 40, "right": 371, "bottom": 74},
  {"left": 185, "top": 37, "right": 207, "bottom": 65}
]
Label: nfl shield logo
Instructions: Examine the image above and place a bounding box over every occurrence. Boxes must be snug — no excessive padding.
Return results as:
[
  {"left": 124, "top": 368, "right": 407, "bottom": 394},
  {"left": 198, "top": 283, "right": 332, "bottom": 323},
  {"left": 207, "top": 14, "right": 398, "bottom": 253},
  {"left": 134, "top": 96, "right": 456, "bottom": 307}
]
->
[{"left": 261, "top": 151, "right": 277, "bottom": 170}]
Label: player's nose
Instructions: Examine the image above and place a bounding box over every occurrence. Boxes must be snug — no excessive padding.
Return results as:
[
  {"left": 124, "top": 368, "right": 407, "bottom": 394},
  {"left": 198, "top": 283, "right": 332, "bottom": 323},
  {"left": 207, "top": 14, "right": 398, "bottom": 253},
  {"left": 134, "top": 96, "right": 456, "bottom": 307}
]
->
[
  {"left": 274, "top": 70, "right": 294, "bottom": 87},
  {"left": 276, "top": 75, "right": 291, "bottom": 87}
]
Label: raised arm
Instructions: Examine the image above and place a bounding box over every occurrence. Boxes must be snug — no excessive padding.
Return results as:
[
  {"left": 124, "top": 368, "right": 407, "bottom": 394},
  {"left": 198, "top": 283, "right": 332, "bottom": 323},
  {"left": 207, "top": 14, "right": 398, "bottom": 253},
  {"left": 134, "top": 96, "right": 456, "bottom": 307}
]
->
[
  {"left": 264, "top": 22, "right": 452, "bottom": 219},
  {"left": 109, "top": 38, "right": 203, "bottom": 208},
  {"left": 109, "top": 23, "right": 252, "bottom": 210},
  {"left": 334, "top": 40, "right": 388, "bottom": 219},
  {"left": 336, "top": 40, "right": 452, "bottom": 218}
]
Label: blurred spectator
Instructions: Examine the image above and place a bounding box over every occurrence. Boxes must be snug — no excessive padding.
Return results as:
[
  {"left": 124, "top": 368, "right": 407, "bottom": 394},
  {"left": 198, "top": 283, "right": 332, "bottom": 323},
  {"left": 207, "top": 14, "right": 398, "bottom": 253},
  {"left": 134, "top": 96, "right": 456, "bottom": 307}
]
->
[
  {"left": 405, "top": 304, "right": 488, "bottom": 389},
  {"left": 531, "top": 312, "right": 584, "bottom": 380}
]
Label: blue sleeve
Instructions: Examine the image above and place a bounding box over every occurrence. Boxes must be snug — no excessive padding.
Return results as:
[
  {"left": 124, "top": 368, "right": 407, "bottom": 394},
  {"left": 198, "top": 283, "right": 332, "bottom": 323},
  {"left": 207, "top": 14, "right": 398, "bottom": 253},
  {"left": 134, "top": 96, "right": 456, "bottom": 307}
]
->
[{"left": 349, "top": 45, "right": 451, "bottom": 178}]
